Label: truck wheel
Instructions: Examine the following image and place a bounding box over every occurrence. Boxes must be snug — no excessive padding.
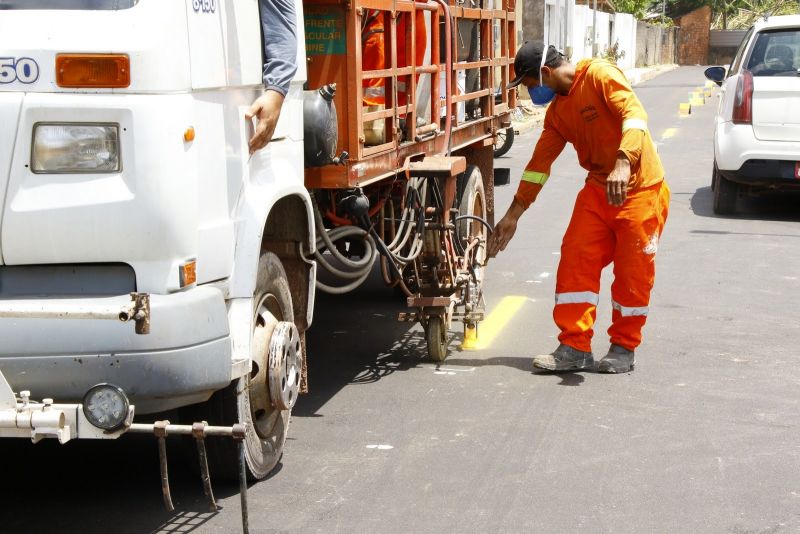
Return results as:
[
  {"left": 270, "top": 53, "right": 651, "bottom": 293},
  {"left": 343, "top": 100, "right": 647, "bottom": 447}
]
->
[
  {"left": 458, "top": 165, "right": 487, "bottom": 276},
  {"left": 426, "top": 315, "right": 448, "bottom": 363},
  {"left": 713, "top": 167, "right": 738, "bottom": 215},
  {"left": 183, "top": 252, "right": 299, "bottom": 481},
  {"left": 493, "top": 127, "right": 514, "bottom": 158}
]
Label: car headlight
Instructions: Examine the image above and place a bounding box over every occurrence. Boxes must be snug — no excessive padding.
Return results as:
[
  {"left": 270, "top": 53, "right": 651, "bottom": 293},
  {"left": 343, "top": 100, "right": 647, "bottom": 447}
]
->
[
  {"left": 82, "top": 383, "right": 130, "bottom": 430},
  {"left": 31, "top": 123, "right": 120, "bottom": 173}
]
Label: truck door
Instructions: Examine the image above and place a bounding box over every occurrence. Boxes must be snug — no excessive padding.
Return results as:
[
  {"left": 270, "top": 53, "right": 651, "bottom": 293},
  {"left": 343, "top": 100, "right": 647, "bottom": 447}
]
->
[{"left": 0, "top": 94, "right": 23, "bottom": 265}]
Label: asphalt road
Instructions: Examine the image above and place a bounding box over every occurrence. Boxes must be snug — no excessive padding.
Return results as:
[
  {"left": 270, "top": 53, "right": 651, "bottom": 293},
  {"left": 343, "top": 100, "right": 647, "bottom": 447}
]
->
[{"left": 3, "top": 66, "right": 800, "bottom": 533}]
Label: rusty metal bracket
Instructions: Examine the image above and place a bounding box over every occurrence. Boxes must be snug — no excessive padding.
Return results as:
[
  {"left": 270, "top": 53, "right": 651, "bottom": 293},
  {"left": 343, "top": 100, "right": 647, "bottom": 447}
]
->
[
  {"left": 128, "top": 420, "right": 250, "bottom": 532},
  {"left": 118, "top": 292, "right": 151, "bottom": 335},
  {"left": 154, "top": 420, "right": 174, "bottom": 512},
  {"left": 193, "top": 422, "right": 218, "bottom": 512},
  {"left": 232, "top": 424, "right": 249, "bottom": 534}
]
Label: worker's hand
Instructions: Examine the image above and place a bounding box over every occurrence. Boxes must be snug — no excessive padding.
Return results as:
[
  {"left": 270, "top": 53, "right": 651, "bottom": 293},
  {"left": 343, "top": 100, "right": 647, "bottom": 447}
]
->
[
  {"left": 487, "top": 201, "right": 525, "bottom": 258},
  {"left": 607, "top": 155, "right": 631, "bottom": 207},
  {"left": 246, "top": 90, "right": 285, "bottom": 154}
]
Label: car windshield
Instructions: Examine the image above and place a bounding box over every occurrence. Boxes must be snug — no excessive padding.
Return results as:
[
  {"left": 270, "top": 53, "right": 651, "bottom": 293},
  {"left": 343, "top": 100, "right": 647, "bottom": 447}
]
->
[
  {"left": 746, "top": 28, "right": 800, "bottom": 76},
  {"left": 0, "top": 0, "right": 137, "bottom": 9}
]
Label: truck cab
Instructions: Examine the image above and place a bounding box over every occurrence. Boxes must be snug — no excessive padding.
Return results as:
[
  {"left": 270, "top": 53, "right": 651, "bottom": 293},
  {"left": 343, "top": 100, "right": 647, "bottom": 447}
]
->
[{"left": 0, "top": 0, "right": 316, "bottom": 480}]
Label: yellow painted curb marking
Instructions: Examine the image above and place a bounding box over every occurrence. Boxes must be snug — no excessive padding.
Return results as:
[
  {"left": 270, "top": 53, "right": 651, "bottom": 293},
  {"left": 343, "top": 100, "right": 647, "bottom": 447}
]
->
[
  {"left": 662, "top": 128, "right": 677, "bottom": 139},
  {"left": 464, "top": 295, "right": 528, "bottom": 350},
  {"left": 679, "top": 102, "right": 691, "bottom": 117}
]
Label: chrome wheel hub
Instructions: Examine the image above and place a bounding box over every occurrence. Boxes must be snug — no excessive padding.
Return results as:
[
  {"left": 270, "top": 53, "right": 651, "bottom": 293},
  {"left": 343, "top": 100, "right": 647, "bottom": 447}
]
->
[{"left": 267, "top": 321, "right": 302, "bottom": 411}]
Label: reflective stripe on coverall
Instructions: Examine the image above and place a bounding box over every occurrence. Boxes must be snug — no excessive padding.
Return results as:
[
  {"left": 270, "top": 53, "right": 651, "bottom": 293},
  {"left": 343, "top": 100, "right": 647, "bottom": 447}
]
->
[{"left": 555, "top": 180, "right": 670, "bottom": 352}]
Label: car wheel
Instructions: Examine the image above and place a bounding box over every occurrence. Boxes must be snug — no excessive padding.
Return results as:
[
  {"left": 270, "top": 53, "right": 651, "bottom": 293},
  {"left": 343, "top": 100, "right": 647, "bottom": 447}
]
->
[
  {"left": 711, "top": 162, "right": 718, "bottom": 192},
  {"left": 713, "top": 167, "right": 738, "bottom": 215}
]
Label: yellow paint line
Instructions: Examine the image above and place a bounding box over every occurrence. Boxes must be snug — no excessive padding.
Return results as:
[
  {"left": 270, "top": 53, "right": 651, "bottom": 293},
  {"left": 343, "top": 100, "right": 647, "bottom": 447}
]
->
[
  {"left": 662, "top": 128, "right": 677, "bottom": 139},
  {"left": 470, "top": 295, "right": 528, "bottom": 349}
]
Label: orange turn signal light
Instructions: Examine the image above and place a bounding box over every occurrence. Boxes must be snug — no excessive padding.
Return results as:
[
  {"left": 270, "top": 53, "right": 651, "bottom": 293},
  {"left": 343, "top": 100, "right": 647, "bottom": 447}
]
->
[
  {"left": 179, "top": 260, "right": 197, "bottom": 288},
  {"left": 183, "top": 127, "right": 196, "bottom": 142},
  {"left": 56, "top": 54, "right": 130, "bottom": 88}
]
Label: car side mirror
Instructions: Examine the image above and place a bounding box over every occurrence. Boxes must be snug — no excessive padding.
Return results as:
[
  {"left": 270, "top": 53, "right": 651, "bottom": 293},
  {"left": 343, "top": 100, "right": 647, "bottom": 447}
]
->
[{"left": 704, "top": 66, "right": 726, "bottom": 87}]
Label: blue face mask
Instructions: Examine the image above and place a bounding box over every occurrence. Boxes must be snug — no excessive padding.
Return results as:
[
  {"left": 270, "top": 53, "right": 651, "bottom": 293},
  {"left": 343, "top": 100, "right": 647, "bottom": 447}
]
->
[
  {"left": 530, "top": 47, "right": 556, "bottom": 106},
  {"left": 529, "top": 84, "right": 556, "bottom": 106}
]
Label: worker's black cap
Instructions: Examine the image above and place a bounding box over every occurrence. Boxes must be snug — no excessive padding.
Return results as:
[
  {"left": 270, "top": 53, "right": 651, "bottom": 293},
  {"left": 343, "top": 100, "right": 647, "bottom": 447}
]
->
[{"left": 507, "top": 41, "right": 561, "bottom": 89}]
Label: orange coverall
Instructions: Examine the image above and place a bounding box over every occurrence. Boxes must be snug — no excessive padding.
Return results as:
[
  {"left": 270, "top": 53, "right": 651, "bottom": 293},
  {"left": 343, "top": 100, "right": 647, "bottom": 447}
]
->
[
  {"left": 362, "top": 10, "right": 427, "bottom": 107},
  {"left": 514, "top": 59, "right": 670, "bottom": 352}
]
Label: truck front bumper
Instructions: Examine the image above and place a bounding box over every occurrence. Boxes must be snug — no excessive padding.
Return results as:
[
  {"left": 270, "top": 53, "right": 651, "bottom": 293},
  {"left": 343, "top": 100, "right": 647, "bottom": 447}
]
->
[{"left": 0, "top": 286, "right": 234, "bottom": 414}]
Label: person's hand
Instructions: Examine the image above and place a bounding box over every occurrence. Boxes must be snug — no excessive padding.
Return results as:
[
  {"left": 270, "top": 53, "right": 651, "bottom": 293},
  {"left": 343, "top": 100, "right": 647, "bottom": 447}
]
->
[
  {"left": 487, "top": 201, "right": 525, "bottom": 258},
  {"left": 246, "top": 90, "right": 285, "bottom": 154},
  {"left": 607, "top": 155, "right": 631, "bottom": 207}
]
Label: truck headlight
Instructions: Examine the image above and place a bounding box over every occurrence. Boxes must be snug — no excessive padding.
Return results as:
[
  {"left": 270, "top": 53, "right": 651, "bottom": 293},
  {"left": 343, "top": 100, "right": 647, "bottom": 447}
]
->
[
  {"left": 32, "top": 123, "right": 120, "bottom": 173},
  {"left": 83, "top": 383, "right": 130, "bottom": 430}
]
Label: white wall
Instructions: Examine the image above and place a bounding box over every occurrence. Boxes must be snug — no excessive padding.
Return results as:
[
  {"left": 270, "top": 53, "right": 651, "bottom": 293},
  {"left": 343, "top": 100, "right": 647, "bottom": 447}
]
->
[
  {"left": 532, "top": 2, "right": 641, "bottom": 72},
  {"left": 612, "top": 13, "right": 637, "bottom": 70}
]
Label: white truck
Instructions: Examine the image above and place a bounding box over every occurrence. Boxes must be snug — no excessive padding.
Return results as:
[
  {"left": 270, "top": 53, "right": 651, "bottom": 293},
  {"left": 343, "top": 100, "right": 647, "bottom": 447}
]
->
[
  {"left": 0, "top": 0, "right": 315, "bottom": 482},
  {"left": 0, "top": 0, "right": 516, "bottom": 502}
]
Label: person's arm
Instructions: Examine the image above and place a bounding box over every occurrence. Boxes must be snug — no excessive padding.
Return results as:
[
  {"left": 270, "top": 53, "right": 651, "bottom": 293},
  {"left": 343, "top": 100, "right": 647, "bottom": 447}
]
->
[
  {"left": 487, "top": 117, "right": 566, "bottom": 258},
  {"left": 589, "top": 62, "right": 649, "bottom": 205},
  {"left": 247, "top": 0, "right": 298, "bottom": 154}
]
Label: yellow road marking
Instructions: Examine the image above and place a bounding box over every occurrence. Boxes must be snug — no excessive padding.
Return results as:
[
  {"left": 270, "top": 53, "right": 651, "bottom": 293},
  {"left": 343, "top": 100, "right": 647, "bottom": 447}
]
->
[
  {"left": 468, "top": 295, "right": 528, "bottom": 350},
  {"left": 662, "top": 128, "right": 677, "bottom": 139}
]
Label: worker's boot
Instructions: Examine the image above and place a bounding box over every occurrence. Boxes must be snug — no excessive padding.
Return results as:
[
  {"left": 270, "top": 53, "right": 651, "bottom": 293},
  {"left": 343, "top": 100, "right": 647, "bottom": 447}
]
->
[
  {"left": 597, "top": 344, "right": 635, "bottom": 373},
  {"left": 532, "top": 344, "right": 594, "bottom": 372}
]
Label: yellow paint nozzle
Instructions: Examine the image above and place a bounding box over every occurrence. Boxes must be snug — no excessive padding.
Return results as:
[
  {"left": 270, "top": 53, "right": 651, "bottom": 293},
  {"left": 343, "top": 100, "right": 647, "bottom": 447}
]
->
[{"left": 461, "top": 324, "right": 479, "bottom": 350}]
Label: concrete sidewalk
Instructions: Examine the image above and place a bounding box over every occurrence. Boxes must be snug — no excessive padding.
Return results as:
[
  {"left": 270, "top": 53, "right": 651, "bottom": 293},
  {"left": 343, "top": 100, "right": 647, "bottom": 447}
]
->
[{"left": 510, "top": 63, "right": 679, "bottom": 135}]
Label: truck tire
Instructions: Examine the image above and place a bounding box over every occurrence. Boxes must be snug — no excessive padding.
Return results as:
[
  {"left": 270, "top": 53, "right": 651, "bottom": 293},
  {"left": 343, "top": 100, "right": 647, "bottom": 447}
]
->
[
  {"left": 182, "top": 252, "right": 298, "bottom": 481},
  {"left": 713, "top": 166, "right": 738, "bottom": 215},
  {"left": 493, "top": 127, "right": 514, "bottom": 158},
  {"left": 457, "top": 165, "right": 487, "bottom": 272}
]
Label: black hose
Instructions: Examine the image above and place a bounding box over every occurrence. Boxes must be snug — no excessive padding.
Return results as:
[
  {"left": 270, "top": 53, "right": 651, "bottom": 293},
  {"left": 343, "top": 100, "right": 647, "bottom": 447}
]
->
[{"left": 453, "top": 215, "right": 494, "bottom": 235}]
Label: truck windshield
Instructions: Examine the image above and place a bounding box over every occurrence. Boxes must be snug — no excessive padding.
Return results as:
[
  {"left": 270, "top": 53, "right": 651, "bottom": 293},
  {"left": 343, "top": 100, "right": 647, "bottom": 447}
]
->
[{"left": 0, "top": 0, "right": 137, "bottom": 9}]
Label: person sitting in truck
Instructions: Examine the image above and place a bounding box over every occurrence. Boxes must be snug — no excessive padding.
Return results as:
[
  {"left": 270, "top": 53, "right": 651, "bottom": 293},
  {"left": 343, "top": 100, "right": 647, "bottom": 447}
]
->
[{"left": 247, "top": 0, "right": 298, "bottom": 154}]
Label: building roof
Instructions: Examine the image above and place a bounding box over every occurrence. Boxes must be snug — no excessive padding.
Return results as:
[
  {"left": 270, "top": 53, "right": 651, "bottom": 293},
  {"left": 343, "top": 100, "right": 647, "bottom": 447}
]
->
[{"left": 574, "top": 0, "right": 616, "bottom": 14}]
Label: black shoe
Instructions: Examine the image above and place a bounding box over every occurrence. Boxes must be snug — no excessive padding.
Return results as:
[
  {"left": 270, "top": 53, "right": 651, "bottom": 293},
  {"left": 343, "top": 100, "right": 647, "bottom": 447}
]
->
[
  {"left": 597, "top": 344, "right": 635, "bottom": 373},
  {"left": 533, "top": 344, "right": 594, "bottom": 372}
]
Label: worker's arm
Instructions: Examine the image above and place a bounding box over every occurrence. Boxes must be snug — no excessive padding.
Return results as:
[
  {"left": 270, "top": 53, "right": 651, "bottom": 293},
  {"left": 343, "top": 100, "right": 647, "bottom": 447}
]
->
[
  {"left": 590, "top": 62, "right": 646, "bottom": 205},
  {"left": 487, "top": 118, "right": 566, "bottom": 258},
  {"left": 248, "top": 0, "right": 298, "bottom": 154}
]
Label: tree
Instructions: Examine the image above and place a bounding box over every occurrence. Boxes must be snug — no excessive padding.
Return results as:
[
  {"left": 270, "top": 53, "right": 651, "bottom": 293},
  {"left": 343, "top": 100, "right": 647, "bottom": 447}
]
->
[{"left": 615, "top": 0, "right": 653, "bottom": 18}]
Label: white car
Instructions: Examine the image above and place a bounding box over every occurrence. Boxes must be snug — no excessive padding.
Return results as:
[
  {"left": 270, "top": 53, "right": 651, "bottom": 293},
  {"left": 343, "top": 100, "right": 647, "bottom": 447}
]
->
[{"left": 705, "top": 15, "right": 800, "bottom": 215}]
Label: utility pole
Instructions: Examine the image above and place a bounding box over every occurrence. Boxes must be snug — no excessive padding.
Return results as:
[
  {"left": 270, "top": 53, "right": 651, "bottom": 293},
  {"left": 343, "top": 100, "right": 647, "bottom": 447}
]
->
[{"left": 592, "top": 0, "right": 597, "bottom": 57}]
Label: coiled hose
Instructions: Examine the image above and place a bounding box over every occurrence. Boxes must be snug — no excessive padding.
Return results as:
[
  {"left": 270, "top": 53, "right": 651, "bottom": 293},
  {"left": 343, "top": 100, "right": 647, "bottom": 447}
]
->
[{"left": 310, "top": 183, "right": 425, "bottom": 295}]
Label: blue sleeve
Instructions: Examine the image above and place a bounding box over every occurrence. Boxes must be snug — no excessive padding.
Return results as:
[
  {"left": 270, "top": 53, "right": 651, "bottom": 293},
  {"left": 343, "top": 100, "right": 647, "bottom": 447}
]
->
[{"left": 260, "top": 0, "right": 298, "bottom": 96}]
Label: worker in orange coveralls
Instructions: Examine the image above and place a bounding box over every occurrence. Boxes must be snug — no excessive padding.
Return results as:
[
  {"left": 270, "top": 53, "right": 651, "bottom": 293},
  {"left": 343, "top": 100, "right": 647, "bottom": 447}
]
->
[
  {"left": 487, "top": 41, "right": 670, "bottom": 374},
  {"left": 361, "top": 9, "right": 427, "bottom": 108}
]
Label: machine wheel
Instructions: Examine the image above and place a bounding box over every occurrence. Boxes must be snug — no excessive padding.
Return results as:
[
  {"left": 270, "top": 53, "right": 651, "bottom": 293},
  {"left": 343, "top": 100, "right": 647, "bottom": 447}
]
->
[
  {"left": 182, "top": 252, "right": 299, "bottom": 481},
  {"left": 713, "top": 165, "right": 738, "bottom": 215},
  {"left": 458, "top": 165, "right": 488, "bottom": 278},
  {"left": 493, "top": 127, "right": 514, "bottom": 158},
  {"left": 426, "top": 315, "right": 448, "bottom": 363}
]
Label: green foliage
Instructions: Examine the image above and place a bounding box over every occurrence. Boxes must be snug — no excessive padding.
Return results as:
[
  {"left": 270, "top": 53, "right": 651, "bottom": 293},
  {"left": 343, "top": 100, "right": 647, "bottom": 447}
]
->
[
  {"left": 712, "top": 0, "right": 800, "bottom": 28},
  {"left": 615, "top": 0, "right": 652, "bottom": 18},
  {"left": 602, "top": 40, "right": 627, "bottom": 64}
]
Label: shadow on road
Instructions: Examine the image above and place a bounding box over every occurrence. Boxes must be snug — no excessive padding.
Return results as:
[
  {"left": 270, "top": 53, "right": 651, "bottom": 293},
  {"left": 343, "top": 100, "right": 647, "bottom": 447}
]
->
[
  {"left": 0, "top": 434, "right": 253, "bottom": 534},
  {"left": 691, "top": 186, "right": 800, "bottom": 224},
  {"left": 296, "top": 272, "right": 429, "bottom": 418}
]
